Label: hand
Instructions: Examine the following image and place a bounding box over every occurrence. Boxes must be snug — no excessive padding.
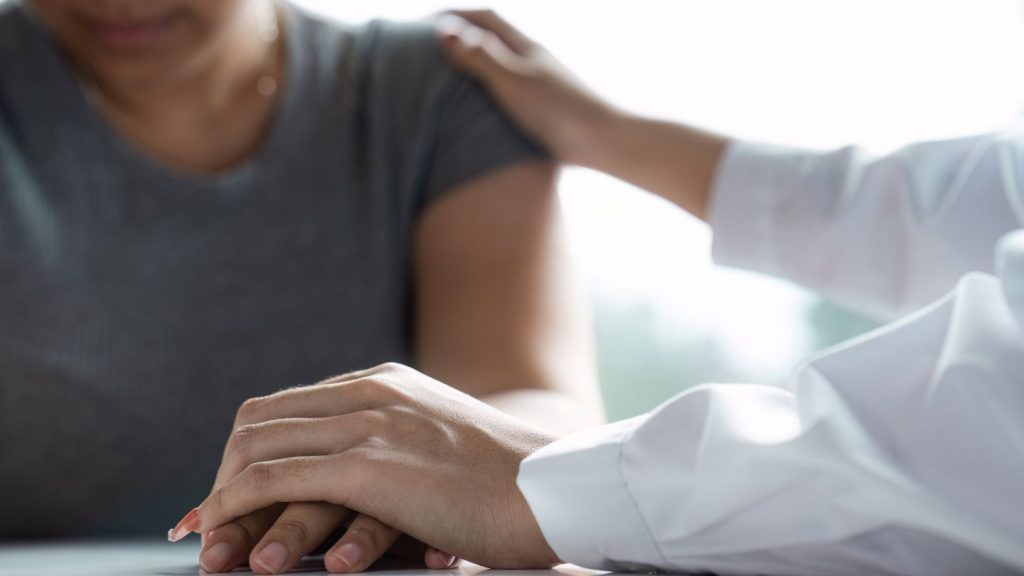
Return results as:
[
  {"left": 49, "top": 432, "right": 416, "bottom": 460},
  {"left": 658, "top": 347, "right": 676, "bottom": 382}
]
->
[
  {"left": 435, "top": 10, "right": 727, "bottom": 221},
  {"left": 184, "top": 378, "right": 460, "bottom": 575},
  {"left": 174, "top": 363, "right": 562, "bottom": 569},
  {"left": 194, "top": 503, "right": 453, "bottom": 574},
  {"left": 435, "top": 10, "right": 618, "bottom": 168}
]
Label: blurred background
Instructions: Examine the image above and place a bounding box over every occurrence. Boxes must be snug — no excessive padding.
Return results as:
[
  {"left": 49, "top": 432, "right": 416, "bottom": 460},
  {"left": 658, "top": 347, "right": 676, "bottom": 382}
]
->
[{"left": 290, "top": 0, "right": 1024, "bottom": 420}]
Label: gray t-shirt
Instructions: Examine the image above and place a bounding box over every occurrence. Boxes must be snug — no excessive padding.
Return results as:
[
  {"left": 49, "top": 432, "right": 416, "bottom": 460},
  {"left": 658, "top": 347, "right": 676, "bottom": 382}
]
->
[{"left": 0, "top": 1, "right": 542, "bottom": 538}]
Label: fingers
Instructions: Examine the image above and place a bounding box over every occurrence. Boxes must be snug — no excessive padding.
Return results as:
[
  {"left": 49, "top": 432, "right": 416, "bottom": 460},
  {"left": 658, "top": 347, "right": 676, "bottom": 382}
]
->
[
  {"left": 436, "top": 16, "right": 526, "bottom": 83},
  {"left": 197, "top": 455, "right": 360, "bottom": 534},
  {"left": 251, "top": 503, "right": 353, "bottom": 575},
  {"left": 231, "top": 365, "right": 407, "bottom": 429},
  {"left": 216, "top": 413, "right": 375, "bottom": 488},
  {"left": 384, "top": 535, "right": 430, "bottom": 563},
  {"left": 324, "top": 514, "right": 402, "bottom": 574},
  {"left": 445, "top": 9, "right": 535, "bottom": 54},
  {"left": 424, "top": 548, "right": 460, "bottom": 570},
  {"left": 199, "top": 505, "right": 284, "bottom": 574}
]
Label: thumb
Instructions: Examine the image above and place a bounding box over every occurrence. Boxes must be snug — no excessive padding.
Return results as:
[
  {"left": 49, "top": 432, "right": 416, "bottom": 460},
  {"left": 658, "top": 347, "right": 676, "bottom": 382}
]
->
[{"left": 436, "top": 17, "right": 524, "bottom": 85}]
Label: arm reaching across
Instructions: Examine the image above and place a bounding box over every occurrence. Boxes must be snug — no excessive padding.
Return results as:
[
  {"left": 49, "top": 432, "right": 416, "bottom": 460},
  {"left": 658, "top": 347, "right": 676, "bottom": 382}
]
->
[
  {"left": 436, "top": 11, "right": 727, "bottom": 222},
  {"left": 184, "top": 230, "right": 1024, "bottom": 574},
  {"left": 437, "top": 11, "right": 1024, "bottom": 319},
  {"left": 710, "top": 136, "right": 1024, "bottom": 319}
]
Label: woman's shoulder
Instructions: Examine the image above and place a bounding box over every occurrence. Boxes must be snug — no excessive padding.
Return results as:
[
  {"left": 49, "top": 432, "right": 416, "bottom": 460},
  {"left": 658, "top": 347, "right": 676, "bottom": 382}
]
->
[
  {"left": 0, "top": 2, "right": 31, "bottom": 67},
  {"left": 289, "top": 6, "right": 460, "bottom": 105}
]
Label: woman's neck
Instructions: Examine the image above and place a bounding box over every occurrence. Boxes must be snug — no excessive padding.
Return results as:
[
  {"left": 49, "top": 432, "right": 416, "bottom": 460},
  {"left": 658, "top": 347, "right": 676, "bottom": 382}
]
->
[
  {"left": 75, "top": 2, "right": 285, "bottom": 174},
  {"left": 86, "top": 5, "right": 279, "bottom": 120}
]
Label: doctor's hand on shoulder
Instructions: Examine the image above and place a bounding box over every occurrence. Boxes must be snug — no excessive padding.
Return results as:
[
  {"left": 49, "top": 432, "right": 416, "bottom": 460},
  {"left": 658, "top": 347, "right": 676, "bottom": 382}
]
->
[
  {"left": 179, "top": 363, "right": 563, "bottom": 570},
  {"left": 435, "top": 10, "right": 728, "bottom": 221},
  {"left": 434, "top": 11, "right": 612, "bottom": 168}
]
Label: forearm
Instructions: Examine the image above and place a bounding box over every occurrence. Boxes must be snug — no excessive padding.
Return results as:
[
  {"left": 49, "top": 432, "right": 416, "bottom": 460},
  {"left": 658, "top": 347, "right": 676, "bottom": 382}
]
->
[{"left": 578, "top": 110, "right": 729, "bottom": 222}]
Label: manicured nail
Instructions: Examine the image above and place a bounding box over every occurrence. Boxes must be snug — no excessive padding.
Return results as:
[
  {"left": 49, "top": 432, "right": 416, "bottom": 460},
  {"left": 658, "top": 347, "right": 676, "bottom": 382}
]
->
[
  {"left": 167, "top": 508, "right": 201, "bottom": 542},
  {"left": 429, "top": 549, "right": 457, "bottom": 569},
  {"left": 254, "top": 541, "right": 289, "bottom": 574},
  {"left": 200, "top": 542, "right": 232, "bottom": 574},
  {"left": 333, "top": 543, "right": 362, "bottom": 571}
]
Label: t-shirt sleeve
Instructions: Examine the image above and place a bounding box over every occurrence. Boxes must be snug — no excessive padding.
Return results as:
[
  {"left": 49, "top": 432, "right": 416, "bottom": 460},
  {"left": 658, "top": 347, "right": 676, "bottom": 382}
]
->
[
  {"left": 362, "top": 20, "right": 549, "bottom": 213},
  {"left": 422, "top": 71, "right": 548, "bottom": 206}
]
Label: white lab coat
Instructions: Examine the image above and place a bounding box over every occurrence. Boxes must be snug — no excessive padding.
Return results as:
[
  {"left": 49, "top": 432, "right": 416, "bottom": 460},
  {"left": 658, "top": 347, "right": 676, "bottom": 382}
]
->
[{"left": 517, "top": 132, "right": 1024, "bottom": 576}]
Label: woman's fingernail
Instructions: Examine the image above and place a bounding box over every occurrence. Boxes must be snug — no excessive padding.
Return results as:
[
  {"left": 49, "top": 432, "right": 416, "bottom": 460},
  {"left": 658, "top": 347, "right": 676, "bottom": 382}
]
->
[
  {"left": 167, "top": 508, "right": 201, "bottom": 542},
  {"left": 200, "top": 542, "right": 232, "bottom": 574},
  {"left": 334, "top": 543, "right": 362, "bottom": 570},
  {"left": 430, "top": 549, "right": 457, "bottom": 569},
  {"left": 254, "top": 541, "right": 289, "bottom": 574}
]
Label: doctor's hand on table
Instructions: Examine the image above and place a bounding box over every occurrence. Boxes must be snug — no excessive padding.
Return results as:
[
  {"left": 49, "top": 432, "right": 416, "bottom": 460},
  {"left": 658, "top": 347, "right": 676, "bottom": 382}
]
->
[
  {"left": 172, "top": 363, "right": 563, "bottom": 571},
  {"left": 183, "top": 393, "right": 463, "bottom": 576}
]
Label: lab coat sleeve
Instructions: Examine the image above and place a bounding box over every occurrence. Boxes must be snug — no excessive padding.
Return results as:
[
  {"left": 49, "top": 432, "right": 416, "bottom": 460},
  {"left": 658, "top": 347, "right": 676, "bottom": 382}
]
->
[
  {"left": 517, "top": 232, "right": 1024, "bottom": 576},
  {"left": 708, "top": 132, "right": 1024, "bottom": 320}
]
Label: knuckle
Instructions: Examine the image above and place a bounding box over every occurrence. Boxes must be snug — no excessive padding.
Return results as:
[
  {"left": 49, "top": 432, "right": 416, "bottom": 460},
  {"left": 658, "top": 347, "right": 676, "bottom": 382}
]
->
[
  {"left": 227, "top": 424, "right": 257, "bottom": 458},
  {"left": 345, "top": 376, "right": 375, "bottom": 398},
  {"left": 366, "top": 408, "right": 391, "bottom": 430},
  {"left": 234, "top": 397, "right": 264, "bottom": 426},
  {"left": 272, "top": 517, "right": 312, "bottom": 545},
  {"left": 329, "top": 448, "right": 368, "bottom": 485},
  {"left": 347, "top": 524, "right": 382, "bottom": 552},
  {"left": 376, "top": 361, "right": 406, "bottom": 374},
  {"left": 342, "top": 410, "right": 381, "bottom": 437},
  {"left": 352, "top": 373, "right": 399, "bottom": 401},
  {"left": 343, "top": 443, "right": 381, "bottom": 469},
  {"left": 246, "top": 461, "right": 274, "bottom": 492},
  {"left": 223, "top": 517, "right": 261, "bottom": 549}
]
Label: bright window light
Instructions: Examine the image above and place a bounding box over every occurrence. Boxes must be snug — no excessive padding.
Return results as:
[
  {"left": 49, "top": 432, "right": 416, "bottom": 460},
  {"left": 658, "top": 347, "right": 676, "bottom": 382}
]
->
[{"left": 294, "top": 0, "right": 1024, "bottom": 418}]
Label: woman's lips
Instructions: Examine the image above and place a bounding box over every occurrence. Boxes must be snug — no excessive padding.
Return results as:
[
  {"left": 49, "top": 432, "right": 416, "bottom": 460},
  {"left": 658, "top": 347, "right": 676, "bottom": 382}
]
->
[{"left": 79, "top": 13, "right": 182, "bottom": 52}]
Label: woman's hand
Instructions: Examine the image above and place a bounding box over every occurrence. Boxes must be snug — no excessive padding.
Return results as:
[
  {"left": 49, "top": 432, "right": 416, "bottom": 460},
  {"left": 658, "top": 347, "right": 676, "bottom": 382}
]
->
[
  {"left": 191, "top": 502, "right": 454, "bottom": 575},
  {"left": 435, "top": 11, "right": 617, "bottom": 168},
  {"left": 175, "top": 363, "right": 562, "bottom": 570}
]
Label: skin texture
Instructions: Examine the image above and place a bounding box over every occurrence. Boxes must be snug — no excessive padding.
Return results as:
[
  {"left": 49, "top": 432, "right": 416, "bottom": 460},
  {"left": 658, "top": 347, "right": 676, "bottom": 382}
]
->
[
  {"left": 414, "top": 161, "right": 603, "bottom": 436},
  {"left": 190, "top": 363, "right": 563, "bottom": 569},
  {"left": 437, "top": 10, "right": 729, "bottom": 221},
  {"left": 29, "top": 0, "right": 284, "bottom": 173},
  {"left": 183, "top": 13, "right": 737, "bottom": 568},
  {"left": 26, "top": 1, "right": 601, "bottom": 573},
  {"left": 206, "top": 158, "right": 600, "bottom": 574}
]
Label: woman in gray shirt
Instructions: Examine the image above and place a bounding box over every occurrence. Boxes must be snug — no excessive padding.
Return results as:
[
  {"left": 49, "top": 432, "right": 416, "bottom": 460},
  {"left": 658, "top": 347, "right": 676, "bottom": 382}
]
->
[{"left": 0, "top": 0, "right": 602, "bottom": 573}]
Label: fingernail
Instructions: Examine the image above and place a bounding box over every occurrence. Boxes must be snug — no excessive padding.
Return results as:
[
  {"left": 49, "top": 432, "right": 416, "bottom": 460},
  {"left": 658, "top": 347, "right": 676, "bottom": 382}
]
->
[
  {"left": 254, "top": 542, "right": 289, "bottom": 574},
  {"left": 167, "top": 508, "right": 201, "bottom": 543},
  {"left": 200, "top": 542, "right": 232, "bottom": 574},
  {"left": 334, "top": 543, "right": 362, "bottom": 571},
  {"left": 431, "top": 549, "right": 457, "bottom": 569}
]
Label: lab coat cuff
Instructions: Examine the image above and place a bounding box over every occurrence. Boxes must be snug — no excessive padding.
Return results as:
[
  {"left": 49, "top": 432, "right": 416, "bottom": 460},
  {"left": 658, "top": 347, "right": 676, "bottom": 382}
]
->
[
  {"left": 709, "top": 140, "right": 807, "bottom": 276},
  {"left": 517, "top": 418, "right": 664, "bottom": 572}
]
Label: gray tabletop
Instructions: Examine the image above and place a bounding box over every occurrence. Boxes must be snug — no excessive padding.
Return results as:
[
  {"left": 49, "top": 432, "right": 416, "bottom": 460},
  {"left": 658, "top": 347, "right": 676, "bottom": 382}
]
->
[{"left": 0, "top": 541, "right": 603, "bottom": 576}]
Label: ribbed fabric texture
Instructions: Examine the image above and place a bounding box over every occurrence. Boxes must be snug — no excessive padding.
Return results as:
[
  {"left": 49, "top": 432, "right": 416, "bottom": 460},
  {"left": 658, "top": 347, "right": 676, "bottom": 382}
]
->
[{"left": 0, "top": 1, "right": 542, "bottom": 538}]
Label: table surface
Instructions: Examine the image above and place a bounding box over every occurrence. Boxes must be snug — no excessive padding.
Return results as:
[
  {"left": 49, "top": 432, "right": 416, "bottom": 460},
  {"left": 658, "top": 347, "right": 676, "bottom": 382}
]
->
[{"left": 0, "top": 541, "right": 605, "bottom": 576}]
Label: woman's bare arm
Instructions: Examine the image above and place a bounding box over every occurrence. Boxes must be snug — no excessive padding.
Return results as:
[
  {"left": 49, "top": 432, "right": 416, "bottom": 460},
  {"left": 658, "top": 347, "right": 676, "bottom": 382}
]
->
[{"left": 414, "top": 160, "right": 604, "bottom": 434}]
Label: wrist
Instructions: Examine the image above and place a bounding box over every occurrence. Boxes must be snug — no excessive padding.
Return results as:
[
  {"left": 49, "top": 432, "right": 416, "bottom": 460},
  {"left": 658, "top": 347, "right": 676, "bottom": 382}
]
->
[
  {"left": 561, "top": 103, "right": 632, "bottom": 170},
  {"left": 574, "top": 110, "right": 729, "bottom": 221},
  {"left": 508, "top": 432, "right": 563, "bottom": 568}
]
